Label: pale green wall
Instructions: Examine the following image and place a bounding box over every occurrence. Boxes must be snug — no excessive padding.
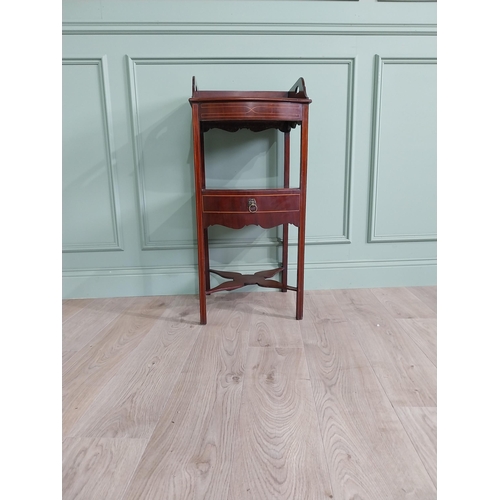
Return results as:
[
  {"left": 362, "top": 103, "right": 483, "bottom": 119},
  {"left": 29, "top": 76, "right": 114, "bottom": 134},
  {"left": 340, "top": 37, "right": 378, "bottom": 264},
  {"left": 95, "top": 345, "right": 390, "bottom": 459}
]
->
[{"left": 62, "top": 0, "right": 437, "bottom": 298}]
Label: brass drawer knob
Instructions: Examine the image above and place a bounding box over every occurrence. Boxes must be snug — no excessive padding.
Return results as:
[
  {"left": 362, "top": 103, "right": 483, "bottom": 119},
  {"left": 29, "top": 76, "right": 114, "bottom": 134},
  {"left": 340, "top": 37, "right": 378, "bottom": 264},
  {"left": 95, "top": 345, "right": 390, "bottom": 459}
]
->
[{"left": 248, "top": 198, "right": 258, "bottom": 213}]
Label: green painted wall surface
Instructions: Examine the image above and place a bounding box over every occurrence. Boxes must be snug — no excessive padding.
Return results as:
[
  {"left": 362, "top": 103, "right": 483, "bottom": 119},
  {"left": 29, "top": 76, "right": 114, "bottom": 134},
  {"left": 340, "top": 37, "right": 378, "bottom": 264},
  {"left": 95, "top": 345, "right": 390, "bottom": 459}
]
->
[{"left": 62, "top": 0, "right": 437, "bottom": 298}]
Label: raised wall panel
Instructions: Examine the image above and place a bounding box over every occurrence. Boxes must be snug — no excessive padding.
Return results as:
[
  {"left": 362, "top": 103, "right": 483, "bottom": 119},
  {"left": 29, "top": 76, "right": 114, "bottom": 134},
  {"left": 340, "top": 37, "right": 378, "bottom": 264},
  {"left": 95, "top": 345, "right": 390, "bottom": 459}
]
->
[
  {"left": 128, "top": 57, "right": 353, "bottom": 250},
  {"left": 297, "top": 58, "right": 354, "bottom": 245},
  {"left": 368, "top": 56, "right": 437, "bottom": 243},
  {"left": 62, "top": 57, "right": 122, "bottom": 252}
]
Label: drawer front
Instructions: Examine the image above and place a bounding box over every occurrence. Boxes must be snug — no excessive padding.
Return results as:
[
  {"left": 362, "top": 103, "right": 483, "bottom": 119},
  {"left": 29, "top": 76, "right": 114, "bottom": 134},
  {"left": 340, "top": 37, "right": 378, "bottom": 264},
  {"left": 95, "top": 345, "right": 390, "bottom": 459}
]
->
[
  {"left": 199, "top": 102, "right": 303, "bottom": 122},
  {"left": 203, "top": 193, "right": 300, "bottom": 214}
]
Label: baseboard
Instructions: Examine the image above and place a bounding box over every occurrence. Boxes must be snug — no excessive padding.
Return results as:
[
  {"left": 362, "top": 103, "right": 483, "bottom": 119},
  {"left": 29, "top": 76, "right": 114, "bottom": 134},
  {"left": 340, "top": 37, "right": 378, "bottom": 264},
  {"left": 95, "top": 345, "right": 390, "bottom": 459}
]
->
[{"left": 62, "top": 258, "right": 436, "bottom": 298}]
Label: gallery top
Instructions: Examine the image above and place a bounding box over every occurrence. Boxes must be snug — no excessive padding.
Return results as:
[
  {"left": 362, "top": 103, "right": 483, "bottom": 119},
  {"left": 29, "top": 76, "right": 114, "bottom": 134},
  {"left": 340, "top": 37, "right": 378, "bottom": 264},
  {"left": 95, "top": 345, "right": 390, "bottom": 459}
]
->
[{"left": 189, "top": 77, "right": 311, "bottom": 132}]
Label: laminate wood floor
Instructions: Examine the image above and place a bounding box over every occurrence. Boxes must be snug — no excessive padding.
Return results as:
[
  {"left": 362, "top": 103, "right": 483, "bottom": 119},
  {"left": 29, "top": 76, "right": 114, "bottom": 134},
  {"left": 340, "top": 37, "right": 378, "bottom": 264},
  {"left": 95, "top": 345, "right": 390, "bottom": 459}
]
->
[{"left": 62, "top": 287, "right": 437, "bottom": 500}]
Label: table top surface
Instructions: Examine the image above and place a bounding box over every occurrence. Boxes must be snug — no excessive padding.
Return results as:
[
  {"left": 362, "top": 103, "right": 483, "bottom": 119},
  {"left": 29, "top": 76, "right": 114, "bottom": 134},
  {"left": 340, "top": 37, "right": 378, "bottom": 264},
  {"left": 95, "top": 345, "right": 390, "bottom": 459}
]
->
[{"left": 189, "top": 76, "right": 311, "bottom": 104}]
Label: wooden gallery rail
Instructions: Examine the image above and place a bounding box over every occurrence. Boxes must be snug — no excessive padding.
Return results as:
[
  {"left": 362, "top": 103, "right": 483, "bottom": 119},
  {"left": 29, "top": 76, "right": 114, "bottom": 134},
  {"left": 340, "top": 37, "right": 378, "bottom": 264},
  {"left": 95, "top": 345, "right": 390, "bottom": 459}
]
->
[{"left": 189, "top": 77, "right": 312, "bottom": 324}]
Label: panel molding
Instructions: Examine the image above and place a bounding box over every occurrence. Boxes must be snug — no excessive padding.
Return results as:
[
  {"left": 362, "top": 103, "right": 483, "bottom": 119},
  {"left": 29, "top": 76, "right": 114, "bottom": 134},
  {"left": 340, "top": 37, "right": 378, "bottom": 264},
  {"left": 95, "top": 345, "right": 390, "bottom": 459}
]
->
[
  {"left": 127, "top": 56, "right": 354, "bottom": 250},
  {"left": 368, "top": 55, "right": 437, "bottom": 243},
  {"left": 63, "top": 22, "right": 436, "bottom": 37},
  {"left": 62, "top": 56, "right": 123, "bottom": 252}
]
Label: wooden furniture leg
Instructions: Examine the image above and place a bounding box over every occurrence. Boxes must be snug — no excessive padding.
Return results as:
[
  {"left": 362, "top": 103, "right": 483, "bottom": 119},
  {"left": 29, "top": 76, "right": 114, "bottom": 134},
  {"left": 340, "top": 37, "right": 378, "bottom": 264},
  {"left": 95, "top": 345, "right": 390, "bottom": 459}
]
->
[
  {"left": 296, "top": 111, "right": 309, "bottom": 320},
  {"left": 203, "top": 228, "right": 210, "bottom": 291},
  {"left": 282, "top": 130, "right": 290, "bottom": 292},
  {"left": 296, "top": 225, "right": 305, "bottom": 320},
  {"left": 282, "top": 225, "right": 289, "bottom": 292},
  {"left": 200, "top": 133, "right": 210, "bottom": 291},
  {"left": 192, "top": 104, "right": 207, "bottom": 324}
]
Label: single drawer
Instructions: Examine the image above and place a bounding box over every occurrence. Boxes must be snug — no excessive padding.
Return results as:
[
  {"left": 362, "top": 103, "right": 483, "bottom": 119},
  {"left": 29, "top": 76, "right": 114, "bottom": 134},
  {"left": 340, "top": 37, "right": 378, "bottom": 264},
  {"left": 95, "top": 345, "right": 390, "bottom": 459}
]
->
[{"left": 202, "top": 190, "right": 300, "bottom": 214}]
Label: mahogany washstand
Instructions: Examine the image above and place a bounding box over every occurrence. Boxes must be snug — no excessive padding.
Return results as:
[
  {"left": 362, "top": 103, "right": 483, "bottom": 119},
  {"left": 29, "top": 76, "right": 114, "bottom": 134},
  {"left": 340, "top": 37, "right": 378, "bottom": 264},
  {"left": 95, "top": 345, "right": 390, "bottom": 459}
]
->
[{"left": 189, "top": 77, "right": 312, "bottom": 324}]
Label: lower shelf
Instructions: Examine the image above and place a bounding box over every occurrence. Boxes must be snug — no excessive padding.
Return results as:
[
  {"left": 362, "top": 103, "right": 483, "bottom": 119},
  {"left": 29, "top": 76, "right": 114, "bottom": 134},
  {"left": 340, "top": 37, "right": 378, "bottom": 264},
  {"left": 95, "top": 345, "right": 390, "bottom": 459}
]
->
[{"left": 206, "top": 267, "right": 298, "bottom": 295}]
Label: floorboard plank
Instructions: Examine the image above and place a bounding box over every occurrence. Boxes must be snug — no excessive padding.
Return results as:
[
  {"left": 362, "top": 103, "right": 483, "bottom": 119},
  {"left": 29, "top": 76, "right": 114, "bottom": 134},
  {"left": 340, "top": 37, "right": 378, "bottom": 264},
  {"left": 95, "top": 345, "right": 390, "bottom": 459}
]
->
[
  {"left": 228, "top": 346, "right": 334, "bottom": 500},
  {"left": 303, "top": 289, "right": 347, "bottom": 323},
  {"left": 62, "top": 350, "right": 77, "bottom": 365},
  {"left": 394, "top": 407, "right": 437, "bottom": 487},
  {"left": 332, "top": 289, "right": 437, "bottom": 407},
  {"left": 63, "top": 297, "right": 136, "bottom": 351},
  {"left": 62, "top": 437, "right": 148, "bottom": 500},
  {"left": 62, "top": 296, "right": 169, "bottom": 436},
  {"left": 397, "top": 318, "right": 437, "bottom": 367},
  {"left": 302, "top": 318, "right": 436, "bottom": 500},
  {"left": 247, "top": 292, "right": 303, "bottom": 348},
  {"left": 406, "top": 286, "right": 437, "bottom": 314},
  {"left": 122, "top": 298, "right": 248, "bottom": 500},
  {"left": 62, "top": 299, "right": 94, "bottom": 323},
  {"left": 67, "top": 296, "right": 202, "bottom": 439},
  {"left": 371, "top": 287, "right": 436, "bottom": 319}
]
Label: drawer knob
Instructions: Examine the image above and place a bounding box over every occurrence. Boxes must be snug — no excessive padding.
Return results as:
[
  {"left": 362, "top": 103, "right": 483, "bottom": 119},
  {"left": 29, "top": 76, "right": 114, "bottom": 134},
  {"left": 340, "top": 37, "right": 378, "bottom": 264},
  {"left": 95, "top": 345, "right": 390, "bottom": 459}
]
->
[{"left": 248, "top": 198, "right": 258, "bottom": 213}]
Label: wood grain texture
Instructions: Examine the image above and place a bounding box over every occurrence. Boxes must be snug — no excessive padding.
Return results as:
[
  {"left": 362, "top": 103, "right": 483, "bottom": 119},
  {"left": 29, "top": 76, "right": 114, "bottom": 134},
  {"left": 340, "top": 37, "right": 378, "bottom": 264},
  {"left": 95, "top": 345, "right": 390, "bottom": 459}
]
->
[
  {"left": 406, "top": 286, "right": 437, "bottom": 313},
  {"left": 122, "top": 298, "right": 248, "bottom": 500},
  {"left": 397, "top": 318, "right": 437, "bottom": 367},
  {"left": 248, "top": 292, "right": 303, "bottom": 348},
  {"left": 62, "top": 296, "right": 169, "bottom": 435},
  {"left": 333, "top": 289, "right": 437, "bottom": 407},
  {"left": 371, "top": 287, "right": 437, "bottom": 319},
  {"left": 68, "top": 296, "right": 201, "bottom": 439},
  {"left": 62, "top": 299, "right": 93, "bottom": 323},
  {"left": 62, "top": 437, "right": 148, "bottom": 500},
  {"left": 302, "top": 289, "right": 347, "bottom": 323},
  {"left": 62, "top": 290, "right": 437, "bottom": 499},
  {"left": 302, "top": 319, "right": 436, "bottom": 499},
  {"left": 394, "top": 407, "right": 437, "bottom": 488},
  {"left": 228, "top": 347, "right": 334, "bottom": 500},
  {"left": 62, "top": 350, "right": 77, "bottom": 365},
  {"left": 63, "top": 297, "right": 135, "bottom": 351}
]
